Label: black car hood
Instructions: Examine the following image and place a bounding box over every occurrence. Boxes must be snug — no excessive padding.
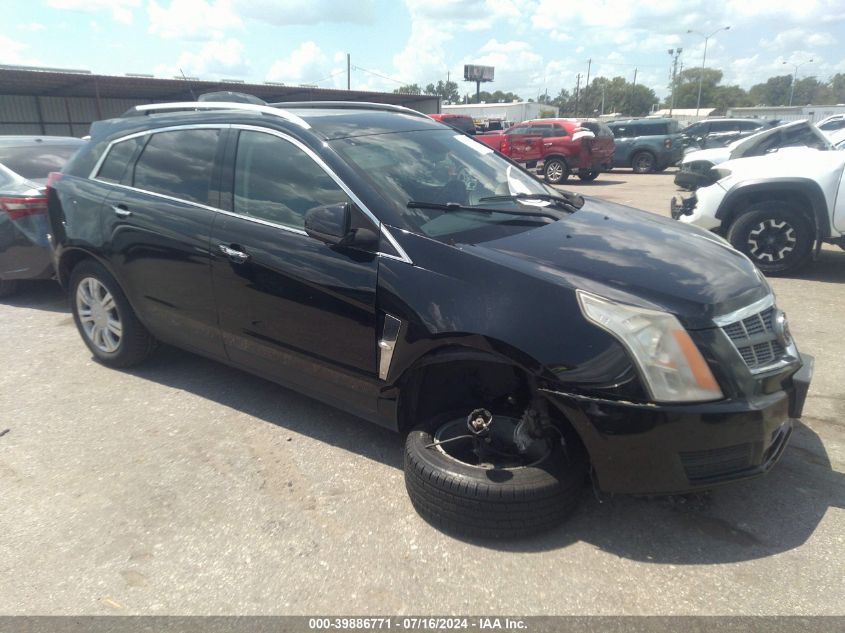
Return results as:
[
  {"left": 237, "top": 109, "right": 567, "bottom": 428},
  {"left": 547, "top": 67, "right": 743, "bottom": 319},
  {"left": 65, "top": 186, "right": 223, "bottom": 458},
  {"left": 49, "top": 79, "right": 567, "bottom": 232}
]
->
[{"left": 465, "top": 197, "right": 769, "bottom": 329}]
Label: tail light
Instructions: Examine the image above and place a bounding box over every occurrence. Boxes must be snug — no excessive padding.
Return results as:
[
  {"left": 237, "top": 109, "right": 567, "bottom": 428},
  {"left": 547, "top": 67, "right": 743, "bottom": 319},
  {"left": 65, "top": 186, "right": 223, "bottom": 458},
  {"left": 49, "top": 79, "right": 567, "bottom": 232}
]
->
[
  {"left": 0, "top": 195, "right": 49, "bottom": 220},
  {"left": 500, "top": 138, "right": 509, "bottom": 154},
  {"left": 46, "top": 171, "right": 64, "bottom": 188},
  {"left": 664, "top": 138, "right": 673, "bottom": 149}
]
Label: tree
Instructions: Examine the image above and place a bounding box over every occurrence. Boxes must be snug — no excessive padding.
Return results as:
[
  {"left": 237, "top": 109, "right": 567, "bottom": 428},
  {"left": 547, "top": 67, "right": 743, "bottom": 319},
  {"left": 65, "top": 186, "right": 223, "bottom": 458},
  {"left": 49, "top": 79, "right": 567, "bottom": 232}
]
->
[
  {"left": 476, "top": 90, "right": 522, "bottom": 103},
  {"left": 555, "top": 77, "right": 656, "bottom": 117},
  {"left": 670, "top": 68, "right": 724, "bottom": 109},
  {"left": 748, "top": 75, "right": 792, "bottom": 106},
  {"left": 424, "top": 80, "right": 460, "bottom": 102},
  {"left": 393, "top": 84, "right": 422, "bottom": 95}
]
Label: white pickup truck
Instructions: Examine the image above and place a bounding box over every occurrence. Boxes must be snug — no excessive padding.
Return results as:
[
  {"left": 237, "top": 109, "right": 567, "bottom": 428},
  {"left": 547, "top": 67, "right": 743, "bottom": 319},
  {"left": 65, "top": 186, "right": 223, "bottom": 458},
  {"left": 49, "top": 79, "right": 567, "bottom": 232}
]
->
[{"left": 671, "top": 146, "right": 845, "bottom": 275}]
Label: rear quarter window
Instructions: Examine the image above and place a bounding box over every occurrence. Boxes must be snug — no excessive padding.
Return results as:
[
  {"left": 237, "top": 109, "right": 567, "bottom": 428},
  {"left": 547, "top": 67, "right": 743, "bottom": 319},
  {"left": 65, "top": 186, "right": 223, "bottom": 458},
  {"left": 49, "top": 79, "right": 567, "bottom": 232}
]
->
[
  {"left": 132, "top": 129, "right": 220, "bottom": 205},
  {"left": 95, "top": 137, "right": 144, "bottom": 184}
]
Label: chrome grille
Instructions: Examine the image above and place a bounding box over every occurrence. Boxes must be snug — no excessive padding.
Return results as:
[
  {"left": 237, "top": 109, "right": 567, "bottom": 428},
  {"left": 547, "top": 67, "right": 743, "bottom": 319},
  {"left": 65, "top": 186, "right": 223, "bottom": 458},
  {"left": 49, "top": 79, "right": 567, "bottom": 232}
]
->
[{"left": 720, "top": 305, "right": 788, "bottom": 371}]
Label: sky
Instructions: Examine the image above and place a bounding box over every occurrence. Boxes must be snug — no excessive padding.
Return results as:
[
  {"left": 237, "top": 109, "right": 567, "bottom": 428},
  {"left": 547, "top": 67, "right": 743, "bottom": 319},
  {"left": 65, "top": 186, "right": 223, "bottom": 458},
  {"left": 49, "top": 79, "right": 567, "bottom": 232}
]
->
[{"left": 2, "top": 0, "right": 845, "bottom": 102}]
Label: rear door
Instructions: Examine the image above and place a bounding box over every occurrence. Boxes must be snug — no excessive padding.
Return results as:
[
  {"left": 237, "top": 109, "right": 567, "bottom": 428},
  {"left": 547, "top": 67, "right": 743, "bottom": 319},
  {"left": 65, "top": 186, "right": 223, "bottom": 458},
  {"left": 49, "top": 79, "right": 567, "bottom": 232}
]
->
[
  {"left": 210, "top": 127, "right": 381, "bottom": 418},
  {"left": 506, "top": 124, "right": 543, "bottom": 162},
  {"left": 99, "top": 127, "right": 225, "bottom": 357}
]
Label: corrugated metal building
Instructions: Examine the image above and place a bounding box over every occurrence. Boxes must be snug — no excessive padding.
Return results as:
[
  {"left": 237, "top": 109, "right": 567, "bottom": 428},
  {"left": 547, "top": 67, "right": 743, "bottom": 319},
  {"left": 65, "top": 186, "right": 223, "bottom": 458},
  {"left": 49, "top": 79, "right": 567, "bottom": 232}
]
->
[
  {"left": 0, "top": 66, "right": 441, "bottom": 137},
  {"left": 726, "top": 104, "right": 845, "bottom": 124},
  {"left": 442, "top": 102, "right": 545, "bottom": 123}
]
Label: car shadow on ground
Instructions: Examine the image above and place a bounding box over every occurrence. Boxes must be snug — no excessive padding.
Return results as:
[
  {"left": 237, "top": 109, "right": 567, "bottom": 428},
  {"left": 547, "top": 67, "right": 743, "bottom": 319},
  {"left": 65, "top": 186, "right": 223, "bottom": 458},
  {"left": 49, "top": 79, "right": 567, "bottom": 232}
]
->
[
  {"left": 788, "top": 249, "right": 845, "bottom": 283},
  {"left": 0, "top": 280, "right": 67, "bottom": 313},
  {"left": 126, "top": 345, "right": 843, "bottom": 566}
]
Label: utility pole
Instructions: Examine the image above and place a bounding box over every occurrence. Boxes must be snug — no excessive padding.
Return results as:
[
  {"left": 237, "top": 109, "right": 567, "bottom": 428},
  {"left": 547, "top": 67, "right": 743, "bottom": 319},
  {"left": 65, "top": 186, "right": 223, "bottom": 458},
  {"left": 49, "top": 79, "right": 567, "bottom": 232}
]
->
[
  {"left": 600, "top": 83, "right": 606, "bottom": 116},
  {"left": 585, "top": 58, "right": 592, "bottom": 91},
  {"left": 574, "top": 73, "right": 581, "bottom": 116},
  {"left": 784, "top": 58, "right": 813, "bottom": 106},
  {"left": 347, "top": 53, "right": 350, "bottom": 90},
  {"left": 630, "top": 67, "right": 637, "bottom": 115},
  {"left": 687, "top": 26, "right": 730, "bottom": 116},
  {"left": 668, "top": 48, "right": 682, "bottom": 116}
]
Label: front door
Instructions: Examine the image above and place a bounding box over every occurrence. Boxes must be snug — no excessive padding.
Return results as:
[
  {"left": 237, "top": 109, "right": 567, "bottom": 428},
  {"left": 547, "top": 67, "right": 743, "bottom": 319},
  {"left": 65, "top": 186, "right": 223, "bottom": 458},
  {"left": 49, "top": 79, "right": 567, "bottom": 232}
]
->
[{"left": 210, "top": 128, "right": 381, "bottom": 418}]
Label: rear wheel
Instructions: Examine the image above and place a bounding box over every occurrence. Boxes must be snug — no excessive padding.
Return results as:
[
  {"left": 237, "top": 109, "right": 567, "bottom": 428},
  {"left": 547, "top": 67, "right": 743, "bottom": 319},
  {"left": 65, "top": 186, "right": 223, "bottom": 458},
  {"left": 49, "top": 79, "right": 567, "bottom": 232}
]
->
[
  {"left": 726, "top": 202, "right": 813, "bottom": 275},
  {"left": 0, "top": 279, "right": 18, "bottom": 298},
  {"left": 70, "top": 260, "right": 156, "bottom": 367},
  {"left": 404, "top": 410, "right": 585, "bottom": 539},
  {"left": 543, "top": 158, "right": 569, "bottom": 184},
  {"left": 578, "top": 169, "right": 599, "bottom": 182},
  {"left": 631, "top": 151, "right": 656, "bottom": 174}
]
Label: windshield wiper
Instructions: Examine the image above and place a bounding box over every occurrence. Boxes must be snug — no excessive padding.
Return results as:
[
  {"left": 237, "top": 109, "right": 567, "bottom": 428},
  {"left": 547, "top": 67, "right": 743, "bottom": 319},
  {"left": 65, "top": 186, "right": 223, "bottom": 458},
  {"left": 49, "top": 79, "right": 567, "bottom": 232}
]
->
[
  {"left": 477, "top": 192, "right": 585, "bottom": 212},
  {"left": 406, "top": 200, "right": 563, "bottom": 221}
]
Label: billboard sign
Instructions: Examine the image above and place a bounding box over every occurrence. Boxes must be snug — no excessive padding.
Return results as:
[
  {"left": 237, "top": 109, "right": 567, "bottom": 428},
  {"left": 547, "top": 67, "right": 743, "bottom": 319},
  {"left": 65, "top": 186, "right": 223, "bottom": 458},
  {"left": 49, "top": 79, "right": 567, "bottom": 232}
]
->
[{"left": 464, "top": 65, "right": 494, "bottom": 82}]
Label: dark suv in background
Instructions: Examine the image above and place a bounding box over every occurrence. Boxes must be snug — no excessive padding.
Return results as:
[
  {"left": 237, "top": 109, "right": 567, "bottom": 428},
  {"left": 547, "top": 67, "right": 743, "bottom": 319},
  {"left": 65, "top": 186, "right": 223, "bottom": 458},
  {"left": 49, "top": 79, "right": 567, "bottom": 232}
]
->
[
  {"left": 681, "top": 118, "right": 774, "bottom": 150},
  {"left": 606, "top": 118, "right": 683, "bottom": 173},
  {"left": 47, "top": 95, "right": 810, "bottom": 538}
]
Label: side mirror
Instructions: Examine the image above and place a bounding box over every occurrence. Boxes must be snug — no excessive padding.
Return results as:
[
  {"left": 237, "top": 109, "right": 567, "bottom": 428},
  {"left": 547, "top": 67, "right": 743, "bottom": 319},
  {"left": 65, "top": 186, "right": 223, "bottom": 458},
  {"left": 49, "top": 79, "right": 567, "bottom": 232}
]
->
[
  {"left": 304, "top": 202, "right": 380, "bottom": 251},
  {"left": 304, "top": 202, "right": 352, "bottom": 245}
]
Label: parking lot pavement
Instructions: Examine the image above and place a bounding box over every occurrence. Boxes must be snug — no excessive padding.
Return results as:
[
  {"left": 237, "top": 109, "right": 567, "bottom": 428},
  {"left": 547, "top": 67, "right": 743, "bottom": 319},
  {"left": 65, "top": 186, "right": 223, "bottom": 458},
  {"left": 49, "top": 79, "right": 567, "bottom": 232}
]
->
[{"left": 1, "top": 171, "right": 843, "bottom": 616}]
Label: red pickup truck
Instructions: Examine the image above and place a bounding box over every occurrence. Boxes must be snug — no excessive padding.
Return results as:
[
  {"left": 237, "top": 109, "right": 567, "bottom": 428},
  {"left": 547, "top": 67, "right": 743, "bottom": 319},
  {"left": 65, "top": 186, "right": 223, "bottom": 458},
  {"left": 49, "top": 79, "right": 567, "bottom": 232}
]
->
[{"left": 476, "top": 118, "right": 615, "bottom": 183}]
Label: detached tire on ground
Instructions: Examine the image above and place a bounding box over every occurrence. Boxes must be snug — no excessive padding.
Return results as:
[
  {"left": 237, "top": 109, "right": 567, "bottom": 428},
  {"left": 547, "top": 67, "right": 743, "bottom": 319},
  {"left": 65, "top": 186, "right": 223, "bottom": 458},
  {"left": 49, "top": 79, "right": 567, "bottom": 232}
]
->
[
  {"left": 578, "top": 169, "right": 599, "bottom": 182},
  {"left": 404, "top": 412, "right": 585, "bottom": 539},
  {"left": 69, "top": 260, "right": 157, "bottom": 368},
  {"left": 726, "top": 201, "right": 813, "bottom": 276}
]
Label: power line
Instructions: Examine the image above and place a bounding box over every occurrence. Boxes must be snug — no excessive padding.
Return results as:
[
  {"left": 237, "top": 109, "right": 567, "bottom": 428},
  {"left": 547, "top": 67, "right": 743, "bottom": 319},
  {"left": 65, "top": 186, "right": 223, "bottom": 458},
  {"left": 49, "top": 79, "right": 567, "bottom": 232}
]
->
[
  {"left": 303, "top": 69, "right": 347, "bottom": 86},
  {"left": 352, "top": 65, "right": 412, "bottom": 86}
]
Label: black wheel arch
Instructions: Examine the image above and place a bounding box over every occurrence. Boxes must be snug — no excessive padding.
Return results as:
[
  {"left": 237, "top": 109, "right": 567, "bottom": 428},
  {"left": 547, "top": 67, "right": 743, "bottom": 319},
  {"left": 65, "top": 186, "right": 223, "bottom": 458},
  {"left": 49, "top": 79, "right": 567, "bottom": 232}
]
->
[{"left": 716, "top": 179, "right": 831, "bottom": 240}]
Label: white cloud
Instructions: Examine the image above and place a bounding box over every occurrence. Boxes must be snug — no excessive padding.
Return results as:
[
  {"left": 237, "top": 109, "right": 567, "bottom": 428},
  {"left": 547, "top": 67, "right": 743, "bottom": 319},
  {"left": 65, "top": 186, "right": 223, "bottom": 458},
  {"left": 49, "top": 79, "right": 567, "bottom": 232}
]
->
[
  {"left": 233, "top": 0, "right": 375, "bottom": 25},
  {"left": 0, "top": 36, "right": 37, "bottom": 65},
  {"left": 148, "top": 0, "right": 242, "bottom": 40},
  {"left": 159, "top": 37, "right": 249, "bottom": 78},
  {"left": 266, "top": 41, "right": 336, "bottom": 85},
  {"left": 47, "top": 0, "right": 140, "bottom": 24},
  {"left": 16, "top": 23, "right": 46, "bottom": 31},
  {"left": 760, "top": 28, "right": 836, "bottom": 51}
]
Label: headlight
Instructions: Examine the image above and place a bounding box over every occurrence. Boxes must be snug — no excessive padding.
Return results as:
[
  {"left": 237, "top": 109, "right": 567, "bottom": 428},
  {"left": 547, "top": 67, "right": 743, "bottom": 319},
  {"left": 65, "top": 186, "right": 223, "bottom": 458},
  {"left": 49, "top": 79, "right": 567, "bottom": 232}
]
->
[{"left": 577, "top": 290, "right": 723, "bottom": 403}]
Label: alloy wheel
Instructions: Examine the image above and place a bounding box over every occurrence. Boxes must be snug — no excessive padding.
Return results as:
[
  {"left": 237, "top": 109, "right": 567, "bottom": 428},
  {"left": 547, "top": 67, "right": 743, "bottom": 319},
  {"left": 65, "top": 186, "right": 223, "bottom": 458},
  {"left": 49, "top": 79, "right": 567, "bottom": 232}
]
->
[{"left": 747, "top": 219, "right": 797, "bottom": 262}]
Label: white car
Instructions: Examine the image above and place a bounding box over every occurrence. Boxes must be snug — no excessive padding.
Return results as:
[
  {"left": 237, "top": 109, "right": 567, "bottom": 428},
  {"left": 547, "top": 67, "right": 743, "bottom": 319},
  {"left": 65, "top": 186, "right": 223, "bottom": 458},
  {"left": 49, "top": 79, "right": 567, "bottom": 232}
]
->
[
  {"left": 671, "top": 147, "right": 845, "bottom": 275},
  {"left": 675, "top": 120, "right": 832, "bottom": 191}
]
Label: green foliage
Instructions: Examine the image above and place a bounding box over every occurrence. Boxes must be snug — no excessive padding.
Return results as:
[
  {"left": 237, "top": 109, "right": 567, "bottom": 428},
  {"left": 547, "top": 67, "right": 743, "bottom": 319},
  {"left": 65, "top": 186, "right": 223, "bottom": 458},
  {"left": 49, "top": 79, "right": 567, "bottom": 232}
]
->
[
  {"left": 539, "top": 108, "right": 557, "bottom": 118},
  {"left": 424, "top": 80, "right": 460, "bottom": 102},
  {"left": 393, "top": 84, "right": 422, "bottom": 95},
  {"left": 554, "top": 76, "right": 656, "bottom": 117}
]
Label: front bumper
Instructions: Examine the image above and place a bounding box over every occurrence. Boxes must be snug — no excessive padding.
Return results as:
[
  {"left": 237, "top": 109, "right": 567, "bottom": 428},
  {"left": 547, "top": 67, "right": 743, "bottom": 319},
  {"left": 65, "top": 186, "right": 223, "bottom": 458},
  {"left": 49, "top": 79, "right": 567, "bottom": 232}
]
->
[
  {"left": 670, "top": 193, "right": 696, "bottom": 220},
  {"left": 542, "top": 354, "right": 813, "bottom": 495}
]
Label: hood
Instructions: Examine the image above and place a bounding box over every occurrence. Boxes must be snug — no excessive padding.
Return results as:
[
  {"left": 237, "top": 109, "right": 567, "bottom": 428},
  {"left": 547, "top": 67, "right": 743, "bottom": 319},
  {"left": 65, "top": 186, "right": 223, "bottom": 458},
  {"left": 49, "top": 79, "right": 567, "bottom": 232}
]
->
[
  {"left": 718, "top": 145, "right": 845, "bottom": 179},
  {"left": 681, "top": 146, "right": 729, "bottom": 167},
  {"left": 467, "top": 198, "right": 768, "bottom": 329}
]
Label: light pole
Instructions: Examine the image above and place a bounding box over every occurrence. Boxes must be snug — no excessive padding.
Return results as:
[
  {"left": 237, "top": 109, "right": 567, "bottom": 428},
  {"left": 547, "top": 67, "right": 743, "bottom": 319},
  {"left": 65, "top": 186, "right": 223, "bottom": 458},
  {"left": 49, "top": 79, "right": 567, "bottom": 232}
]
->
[
  {"left": 667, "top": 48, "right": 682, "bottom": 116},
  {"left": 783, "top": 58, "right": 813, "bottom": 106},
  {"left": 687, "top": 26, "right": 730, "bottom": 117}
]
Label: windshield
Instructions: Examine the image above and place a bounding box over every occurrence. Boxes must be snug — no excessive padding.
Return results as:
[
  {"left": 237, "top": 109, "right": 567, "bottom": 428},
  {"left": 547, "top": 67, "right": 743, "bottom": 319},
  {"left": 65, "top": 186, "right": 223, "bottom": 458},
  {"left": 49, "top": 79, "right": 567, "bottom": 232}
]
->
[{"left": 331, "top": 129, "right": 560, "bottom": 243}]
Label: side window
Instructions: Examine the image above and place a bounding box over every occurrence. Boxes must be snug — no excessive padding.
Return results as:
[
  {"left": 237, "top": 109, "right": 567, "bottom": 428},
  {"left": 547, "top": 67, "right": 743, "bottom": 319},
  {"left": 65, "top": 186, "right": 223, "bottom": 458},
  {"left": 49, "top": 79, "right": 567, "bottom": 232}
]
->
[
  {"left": 709, "top": 121, "right": 735, "bottom": 133},
  {"left": 233, "top": 130, "right": 350, "bottom": 230},
  {"left": 132, "top": 129, "right": 219, "bottom": 205},
  {"left": 610, "top": 125, "right": 628, "bottom": 138},
  {"left": 506, "top": 124, "right": 528, "bottom": 135},
  {"left": 96, "top": 137, "right": 144, "bottom": 184},
  {"left": 739, "top": 121, "right": 762, "bottom": 131}
]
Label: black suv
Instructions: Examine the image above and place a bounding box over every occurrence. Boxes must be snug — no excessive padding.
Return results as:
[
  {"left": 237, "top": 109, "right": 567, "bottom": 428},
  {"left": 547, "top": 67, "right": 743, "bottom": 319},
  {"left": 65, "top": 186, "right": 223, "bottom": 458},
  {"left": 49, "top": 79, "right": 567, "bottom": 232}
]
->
[{"left": 48, "top": 95, "right": 812, "bottom": 538}]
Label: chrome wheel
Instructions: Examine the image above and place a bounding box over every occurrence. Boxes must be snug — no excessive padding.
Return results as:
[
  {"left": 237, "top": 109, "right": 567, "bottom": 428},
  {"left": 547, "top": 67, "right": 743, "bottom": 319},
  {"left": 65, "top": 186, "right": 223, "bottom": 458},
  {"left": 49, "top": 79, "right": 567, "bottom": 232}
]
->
[
  {"left": 747, "top": 219, "right": 797, "bottom": 262},
  {"left": 545, "top": 160, "right": 565, "bottom": 182},
  {"left": 75, "top": 277, "right": 122, "bottom": 353}
]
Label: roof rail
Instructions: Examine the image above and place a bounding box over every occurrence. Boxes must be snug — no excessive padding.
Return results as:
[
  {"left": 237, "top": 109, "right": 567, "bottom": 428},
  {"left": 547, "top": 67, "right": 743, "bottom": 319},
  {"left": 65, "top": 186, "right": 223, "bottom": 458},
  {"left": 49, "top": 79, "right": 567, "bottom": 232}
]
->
[
  {"left": 124, "top": 102, "right": 310, "bottom": 129},
  {"left": 269, "top": 100, "right": 430, "bottom": 120}
]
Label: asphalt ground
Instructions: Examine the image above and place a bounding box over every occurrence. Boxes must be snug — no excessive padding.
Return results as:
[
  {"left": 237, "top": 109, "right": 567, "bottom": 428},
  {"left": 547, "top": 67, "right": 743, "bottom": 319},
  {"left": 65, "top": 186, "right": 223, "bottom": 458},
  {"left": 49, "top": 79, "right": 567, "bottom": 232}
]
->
[{"left": 0, "top": 168, "right": 843, "bottom": 616}]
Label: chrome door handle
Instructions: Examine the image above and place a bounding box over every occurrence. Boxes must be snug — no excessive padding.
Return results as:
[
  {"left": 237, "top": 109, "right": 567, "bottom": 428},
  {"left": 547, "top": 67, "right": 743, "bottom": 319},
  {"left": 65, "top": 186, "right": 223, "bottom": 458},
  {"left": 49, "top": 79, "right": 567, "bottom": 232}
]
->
[
  {"left": 112, "top": 205, "right": 132, "bottom": 217},
  {"left": 218, "top": 244, "right": 250, "bottom": 263}
]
